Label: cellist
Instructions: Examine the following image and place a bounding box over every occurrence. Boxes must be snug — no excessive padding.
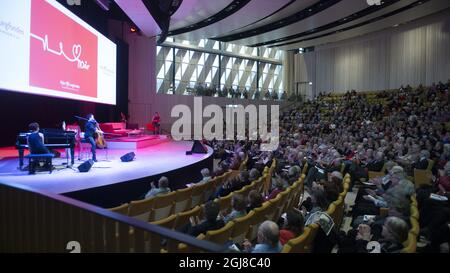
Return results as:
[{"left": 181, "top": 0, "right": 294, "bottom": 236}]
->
[{"left": 84, "top": 113, "right": 102, "bottom": 162}]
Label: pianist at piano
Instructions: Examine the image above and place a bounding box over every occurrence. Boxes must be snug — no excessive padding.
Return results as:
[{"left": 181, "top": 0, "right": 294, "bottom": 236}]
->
[
  {"left": 16, "top": 123, "right": 76, "bottom": 170},
  {"left": 26, "top": 122, "right": 52, "bottom": 171}
]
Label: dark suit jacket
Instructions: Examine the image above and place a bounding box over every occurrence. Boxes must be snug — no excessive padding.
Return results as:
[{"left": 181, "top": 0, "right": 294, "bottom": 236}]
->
[{"left": 366, "top": 160, "right": 385, "bottom": 172}]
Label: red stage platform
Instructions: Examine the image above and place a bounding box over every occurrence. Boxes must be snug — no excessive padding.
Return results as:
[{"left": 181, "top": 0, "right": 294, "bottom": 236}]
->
[{"left": 106, "top": 135, "right": 169, "bottom": 149}]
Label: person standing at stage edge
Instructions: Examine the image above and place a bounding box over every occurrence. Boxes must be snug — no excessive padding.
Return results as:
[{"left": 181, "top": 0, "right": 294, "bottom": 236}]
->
[
  {"left": 85, "top": 114, "right": 98, "bottom": 162},
  {"left": 152, "top": 112, "right": 161, "bottom": 135}
]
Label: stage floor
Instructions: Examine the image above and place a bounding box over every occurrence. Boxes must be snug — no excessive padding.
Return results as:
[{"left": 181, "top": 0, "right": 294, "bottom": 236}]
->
[{"left": 0, "top": 141, "right": 213, "bottom": 195}]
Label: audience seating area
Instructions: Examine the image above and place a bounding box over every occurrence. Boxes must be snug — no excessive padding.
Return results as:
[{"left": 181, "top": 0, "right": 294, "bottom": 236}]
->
[{"left": 103, "top": 83, "right": 450, "bottom": 253}]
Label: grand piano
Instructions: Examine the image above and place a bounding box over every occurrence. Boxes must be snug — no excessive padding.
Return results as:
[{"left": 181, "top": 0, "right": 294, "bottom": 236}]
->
[{"left": 16, "top": 128, "right": 76, "bottom": 169}]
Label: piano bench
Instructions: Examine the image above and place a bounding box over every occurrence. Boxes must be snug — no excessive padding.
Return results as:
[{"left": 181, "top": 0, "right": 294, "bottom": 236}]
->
[{"left": 25, "top": 154, "right": 54, "bottom": 174}]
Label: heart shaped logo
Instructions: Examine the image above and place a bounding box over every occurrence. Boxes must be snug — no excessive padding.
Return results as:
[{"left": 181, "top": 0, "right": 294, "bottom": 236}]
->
[{"left": 72, "top": 44, "right": 82, "bottom": 60}]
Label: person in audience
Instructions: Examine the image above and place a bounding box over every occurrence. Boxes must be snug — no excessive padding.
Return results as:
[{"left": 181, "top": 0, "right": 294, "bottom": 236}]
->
[
  {"left": 187, "top": 201, "right": 225, "bottom": 237},
  {"left": 266, "top": 179, "right": 285, "bottom": 201},
  {"left": 229, "top": 153, "right": 243, "bottom": 170},
  {"left": 354, "top": 216, "right": 409, "bottom": 253},
  {"left": 417, "top": 162, "right": 450, "bottom": 246},
  {"left": 366, "top": 151, "right": 385, "bottom": 173},
  {"left": 197, "top": 168, "right": 212, "bottom": 185},
  {"left": 243, "top": 220, "right": 282, "bottom": 253},
  {"left": 246, "top": 190, "right": 264, "bottom": 213},
  {"left": 279, "top": 210, "right": 305, "bottom": 245},
  {"left": 145, "top": 176, "right": 171, "bottom": 198},
  {"left": 208, "top": 83, "right": 450, "bottom": 253},
  {"left": 213, "top": 161, "right": 229, "bottom": 177},
  {"left": 411, "top": 149, "right": 430, "bottom": 171},
  {"left": 221, "top": 194, "right": 247, "bottom": 223},
  {"left": 215, "top": 170, "right": 250, "bottom": 198},
  {"left": 249, "top": 168, "right": 260, "bottom": 181},
  {"left": 302, "top": 183, "right": 329, "bottom": 222}
]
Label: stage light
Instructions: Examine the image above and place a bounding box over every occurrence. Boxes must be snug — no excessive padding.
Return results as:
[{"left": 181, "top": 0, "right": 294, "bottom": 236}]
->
[{"left": 130, "top": 26, "right": 138, "bottom": 33}]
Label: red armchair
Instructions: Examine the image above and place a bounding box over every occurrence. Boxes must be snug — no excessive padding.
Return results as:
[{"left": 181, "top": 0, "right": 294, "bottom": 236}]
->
[{"left": 99, "top": 122, "right": 130, "bottom": 137}]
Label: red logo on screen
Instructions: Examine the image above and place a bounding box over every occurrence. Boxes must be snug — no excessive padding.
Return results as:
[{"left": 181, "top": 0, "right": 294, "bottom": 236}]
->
[{"left": 29, "top": 0, "right": 98, "bottom": 98}]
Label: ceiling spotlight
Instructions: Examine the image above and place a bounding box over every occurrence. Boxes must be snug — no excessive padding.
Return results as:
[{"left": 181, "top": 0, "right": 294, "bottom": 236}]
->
[{"left": 130, "top": 26, "right": 138, "bottom": 33}]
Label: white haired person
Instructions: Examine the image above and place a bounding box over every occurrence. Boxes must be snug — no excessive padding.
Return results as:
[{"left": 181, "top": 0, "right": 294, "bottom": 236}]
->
[
  {"left": 354, "top": 216, "right": 409, "bottom": 253},
  {"left": 242, "top": 221, "right": 282, "bottom": 253},
  {"left": 145, "top": 176, "right": 171, "bottom": 198}
]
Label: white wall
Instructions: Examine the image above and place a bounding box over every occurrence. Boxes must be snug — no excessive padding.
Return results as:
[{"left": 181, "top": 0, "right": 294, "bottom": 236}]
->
[{"left": 294, "top": 9, "right": 450, "bottom": 95}]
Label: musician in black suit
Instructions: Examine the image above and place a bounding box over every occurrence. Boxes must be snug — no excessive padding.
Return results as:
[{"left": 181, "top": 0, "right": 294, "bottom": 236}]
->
[{"left": 85, "top": 114, "right": 98, "bottom": 162}]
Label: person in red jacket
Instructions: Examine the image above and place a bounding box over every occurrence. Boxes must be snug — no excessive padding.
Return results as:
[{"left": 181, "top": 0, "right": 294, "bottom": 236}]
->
[{"left": 279, "top": 210, "right": 305, "bottom": 245}]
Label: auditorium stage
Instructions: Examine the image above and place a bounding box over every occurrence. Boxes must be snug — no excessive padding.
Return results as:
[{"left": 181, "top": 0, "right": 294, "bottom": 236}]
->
[{"left": 0, "top": 140, "right": 213, "bottom": 207}]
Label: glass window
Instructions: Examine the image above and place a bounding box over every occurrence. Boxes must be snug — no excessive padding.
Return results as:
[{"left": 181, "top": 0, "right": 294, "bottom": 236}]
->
[
  {"left": 212, "top": 55, "right": 219, "bottom": 67},
  {"left": 213, "top": 41, "right": 220, "bottom": 50},
  {"left": 157, "top": 78, "right": 163, "bottom": 92},
  {"left": 157, "top": 65, "right": 165, "bottom": 79},
  {"left": 198, "top": 53, "right": 205, "bottom": 65},
  {"left": 164, "top": 61, "right": 172, "bottom": 74},
  {"left": 175, "top": 63, "right": 182, "bottom": 80},
  {"left": 239, "top": 59, "right": 247, "bottom": 70},
  {"left": 190, "top": 67, "right": 197, "bottom": 82},
  {"left": 166, "top": 48, "right": 173, "bottom": 59},
  {"left": 182, "top": 50, "right": 190, "bottom": 64},
  {"left": 156, "top": 43, "right": 283, "bottom": 96}
]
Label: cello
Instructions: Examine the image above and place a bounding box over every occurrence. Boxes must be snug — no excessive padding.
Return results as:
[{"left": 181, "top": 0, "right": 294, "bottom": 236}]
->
[{"left": 94, "top": 123, "right": 107, "bottom": 149}]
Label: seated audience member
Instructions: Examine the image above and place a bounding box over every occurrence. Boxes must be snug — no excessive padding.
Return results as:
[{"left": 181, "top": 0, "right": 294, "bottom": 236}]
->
[
  {"left": 411, "top": 150, "right": 430, "bottom": 171},
  {"left": 266, "top": 179, "right": 285, "bottom": 201},
  {"left": 249, "top": 168, "right": 261, "bottom": 181},
  {"left": 215, "top": 171, "right": 250, "bottom": 198},
  {"left": 145, "top": 176, "right": 171, "bottom": 198},
  {"left": 324, "top": 171, "right": 344, "bottom": 197},
  {"left": 243, "top": 221, "right": 282, "bottom": 253},
  {"left": 304, "top": 160, "right": 328, "bottom": 188},
  {"left": 287, "top": 165, "right": 302, "bottom": 184},
  {"left": 186, "top": 168, "right": 212, "bottom": 187},
  {"left": 229, "top": 152, "right": 245, "bottom": 170},
  {"left": 354, "top": 216, "right": 409, "bottom": 253},
  {"left": 187, "top": 201, "right": 225, "bottom": 237},
  {"left": 302, "top": 183, "right": 330, "bottom": 222},
  {"left": 222, "top": 194, "right": 247, "bottom": 223},
  {"left": 366, "top": 151, "right": 385, "bottom": 172},
  {"left": 246, "top": 190, "right": 264, "bottom": 213},
  {"left": 279, "top": 210, "right": 305, "bottom": 245},
  {"left": 197, "top": 168, "right": 212, "bottom": 185},
  {"left": 417, "top": 163, "right": 450, "bottom": 249},
  {"left": 213, "top": 161, "right": 229, "bottom": 177}
]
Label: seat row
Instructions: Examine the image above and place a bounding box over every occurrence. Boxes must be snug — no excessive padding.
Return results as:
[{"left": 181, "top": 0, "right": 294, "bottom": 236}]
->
[{"left": 281, "top": 174, "right": 351, "bottom": 253}]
